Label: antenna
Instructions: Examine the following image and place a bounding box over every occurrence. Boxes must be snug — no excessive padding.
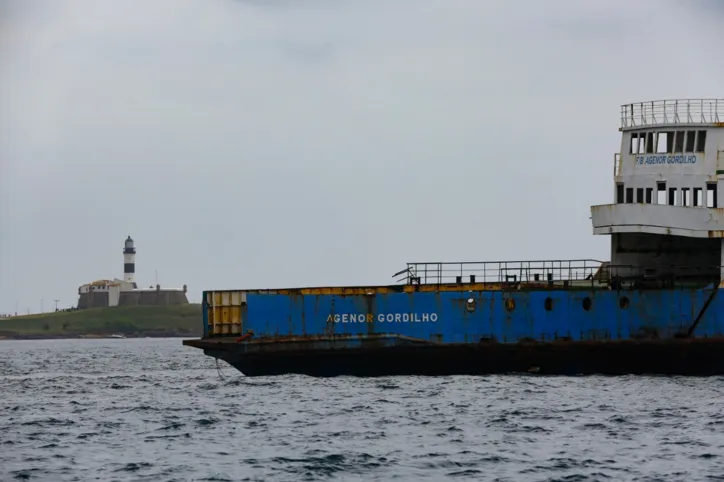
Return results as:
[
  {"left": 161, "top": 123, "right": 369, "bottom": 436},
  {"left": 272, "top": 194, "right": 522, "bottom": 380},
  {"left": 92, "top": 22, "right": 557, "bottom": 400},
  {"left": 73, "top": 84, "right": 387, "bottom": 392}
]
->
[
  {"left": 156, "top": 270, "right": 158, "bottom": 285},
  {"left": 54, "top": 299, "right": 59, "bottom": 312}
]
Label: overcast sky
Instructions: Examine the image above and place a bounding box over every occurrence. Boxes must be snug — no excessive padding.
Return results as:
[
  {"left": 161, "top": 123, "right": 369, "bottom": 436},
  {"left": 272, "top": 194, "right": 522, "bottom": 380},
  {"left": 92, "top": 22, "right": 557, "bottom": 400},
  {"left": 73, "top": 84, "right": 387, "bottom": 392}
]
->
[{"left": 0, "top": 0, "right": 722, "bottom": 314}]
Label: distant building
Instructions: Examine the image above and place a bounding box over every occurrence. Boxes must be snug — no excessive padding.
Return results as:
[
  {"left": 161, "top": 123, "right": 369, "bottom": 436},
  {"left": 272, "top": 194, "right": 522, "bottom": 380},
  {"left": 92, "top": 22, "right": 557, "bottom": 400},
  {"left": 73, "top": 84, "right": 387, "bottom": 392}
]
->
[{"left": 77, "top": 236, "right": 189, "bottom": 309}]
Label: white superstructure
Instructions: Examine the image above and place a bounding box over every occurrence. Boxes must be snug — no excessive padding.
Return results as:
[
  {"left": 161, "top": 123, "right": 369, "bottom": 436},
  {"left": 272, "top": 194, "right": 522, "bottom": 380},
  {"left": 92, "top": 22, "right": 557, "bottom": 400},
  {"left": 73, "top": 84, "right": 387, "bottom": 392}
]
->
[{"left": 591, "top": 98, "right": 724, "bottom": 282}]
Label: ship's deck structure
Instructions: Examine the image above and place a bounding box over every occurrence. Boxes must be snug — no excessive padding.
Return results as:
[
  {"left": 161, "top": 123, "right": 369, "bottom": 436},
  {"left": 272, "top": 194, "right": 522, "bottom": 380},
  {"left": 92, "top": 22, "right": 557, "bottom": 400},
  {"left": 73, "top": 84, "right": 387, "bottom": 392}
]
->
[
  {"left": 596, "top": 99, "right": 724, "bottom": 283},
  {"left": 183, "top": 98, "right": 724, "bottom": 377}
]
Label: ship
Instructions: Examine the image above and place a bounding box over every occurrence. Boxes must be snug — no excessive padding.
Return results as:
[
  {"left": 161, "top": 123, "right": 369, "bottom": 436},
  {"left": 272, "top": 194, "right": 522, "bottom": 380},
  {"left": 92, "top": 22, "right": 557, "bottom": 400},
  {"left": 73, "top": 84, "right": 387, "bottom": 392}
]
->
[{"left": 183, "top": 98, "right": 724, "bottom": 377}]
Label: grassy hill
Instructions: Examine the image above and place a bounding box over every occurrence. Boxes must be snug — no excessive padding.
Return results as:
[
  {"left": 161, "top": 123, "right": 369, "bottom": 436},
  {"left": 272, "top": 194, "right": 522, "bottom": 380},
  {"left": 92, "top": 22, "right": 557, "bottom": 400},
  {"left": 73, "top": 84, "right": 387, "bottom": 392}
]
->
[{"left": 0, "top": 304, "right": 202, "bottom": 339}]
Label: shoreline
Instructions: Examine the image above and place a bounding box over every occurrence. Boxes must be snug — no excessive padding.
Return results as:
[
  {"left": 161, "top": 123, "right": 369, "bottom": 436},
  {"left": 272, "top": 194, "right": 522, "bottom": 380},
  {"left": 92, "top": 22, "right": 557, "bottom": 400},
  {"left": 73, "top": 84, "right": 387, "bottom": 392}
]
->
[{"left": 0, "top": 304, "right": 203, "bottom": 342}]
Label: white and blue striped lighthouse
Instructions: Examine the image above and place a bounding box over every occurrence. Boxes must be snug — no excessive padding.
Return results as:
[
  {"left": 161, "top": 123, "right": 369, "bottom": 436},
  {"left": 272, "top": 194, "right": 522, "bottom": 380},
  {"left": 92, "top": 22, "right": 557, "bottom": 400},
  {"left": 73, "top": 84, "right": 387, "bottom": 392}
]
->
[{"left": 123, "top": 235, "right": 136, "bottom": 285}]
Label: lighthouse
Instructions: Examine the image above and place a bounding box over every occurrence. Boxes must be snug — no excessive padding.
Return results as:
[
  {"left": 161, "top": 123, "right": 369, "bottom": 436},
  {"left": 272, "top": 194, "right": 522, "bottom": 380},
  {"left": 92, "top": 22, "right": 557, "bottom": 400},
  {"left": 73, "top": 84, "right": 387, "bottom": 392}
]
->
[{"left": 123, "top": 235, "right": 136, "bottom": 285}]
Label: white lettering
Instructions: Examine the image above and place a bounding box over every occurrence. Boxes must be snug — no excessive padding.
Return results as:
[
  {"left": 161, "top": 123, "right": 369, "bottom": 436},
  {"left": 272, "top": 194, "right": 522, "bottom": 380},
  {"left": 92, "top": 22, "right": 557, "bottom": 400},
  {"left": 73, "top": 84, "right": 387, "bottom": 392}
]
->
[
  {"left": 328, "top": 312, "right": 439, "bottom": 323},
  {"left": 636, "top": 154, "right": 697, "bottom": 165}
]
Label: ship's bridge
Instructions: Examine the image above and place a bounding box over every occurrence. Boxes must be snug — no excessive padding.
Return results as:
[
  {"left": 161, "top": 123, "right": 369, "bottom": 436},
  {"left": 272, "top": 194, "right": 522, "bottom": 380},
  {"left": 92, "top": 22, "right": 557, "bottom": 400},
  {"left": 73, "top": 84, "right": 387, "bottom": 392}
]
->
[{"left": 591, "top": 98, "right": 724, "bottom": 282}]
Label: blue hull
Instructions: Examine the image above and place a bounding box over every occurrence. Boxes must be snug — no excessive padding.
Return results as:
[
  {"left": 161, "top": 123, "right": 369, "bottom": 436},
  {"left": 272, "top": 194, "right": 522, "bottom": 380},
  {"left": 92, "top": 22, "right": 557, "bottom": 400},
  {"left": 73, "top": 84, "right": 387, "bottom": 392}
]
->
[
  {"left": 182, "top": 284, "right": 724, "bottom": 377},
  {"left": 239, "top": 288, "right": 723, "bottom": 342}
]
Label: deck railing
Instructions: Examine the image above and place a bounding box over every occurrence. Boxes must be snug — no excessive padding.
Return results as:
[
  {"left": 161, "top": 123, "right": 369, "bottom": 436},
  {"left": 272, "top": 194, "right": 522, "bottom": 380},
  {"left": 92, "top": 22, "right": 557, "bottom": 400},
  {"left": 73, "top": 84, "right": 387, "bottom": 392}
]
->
[
  {"left": 620, "top": 99, "right": 723, "bottom": 129},
  {"left": 393, "top": 260, "right": 721, "bottom": 288}
]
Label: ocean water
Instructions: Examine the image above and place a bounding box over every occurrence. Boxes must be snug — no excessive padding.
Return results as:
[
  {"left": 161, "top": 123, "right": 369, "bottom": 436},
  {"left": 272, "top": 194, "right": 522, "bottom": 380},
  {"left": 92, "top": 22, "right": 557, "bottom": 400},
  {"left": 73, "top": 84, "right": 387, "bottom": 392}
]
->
[{"left": 1, "top": 339, "right": 723, "bottom": 481}]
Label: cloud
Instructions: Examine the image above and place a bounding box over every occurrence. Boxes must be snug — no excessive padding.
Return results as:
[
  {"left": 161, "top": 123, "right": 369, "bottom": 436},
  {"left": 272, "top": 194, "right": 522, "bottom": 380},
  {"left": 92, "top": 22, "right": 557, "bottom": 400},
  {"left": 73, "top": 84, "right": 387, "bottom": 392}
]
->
[{"left": 0, "top": 0, "right": 721, "bottom": 313}]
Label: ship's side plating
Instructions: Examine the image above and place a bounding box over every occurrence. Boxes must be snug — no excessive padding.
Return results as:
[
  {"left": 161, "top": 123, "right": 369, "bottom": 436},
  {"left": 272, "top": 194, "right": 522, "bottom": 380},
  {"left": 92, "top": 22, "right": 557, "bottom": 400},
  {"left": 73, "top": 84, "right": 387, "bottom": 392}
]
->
[
  {"left": 183, "top": 98, "right": 724, "bottom": 376},
  {"left": 196, "top": 264, "right": 724, "bottom": 345}
]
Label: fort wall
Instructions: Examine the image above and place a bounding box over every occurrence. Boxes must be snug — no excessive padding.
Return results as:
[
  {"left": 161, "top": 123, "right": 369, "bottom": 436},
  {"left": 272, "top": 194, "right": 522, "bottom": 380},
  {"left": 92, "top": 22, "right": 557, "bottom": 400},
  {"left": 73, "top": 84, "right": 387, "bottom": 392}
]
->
[
  {"left": 77, "top": 286, "right": 189, "bottom": 310},
  {"left": 77, "top": 291, "right": 110, "bottom": 310},
  {"left": 118, "top": 289, "right": 189, "bottom": 307}
]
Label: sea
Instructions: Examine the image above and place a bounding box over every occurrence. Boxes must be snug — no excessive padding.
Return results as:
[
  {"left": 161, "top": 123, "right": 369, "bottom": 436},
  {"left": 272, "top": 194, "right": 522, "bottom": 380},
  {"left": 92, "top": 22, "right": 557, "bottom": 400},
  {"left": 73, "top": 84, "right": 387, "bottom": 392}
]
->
[{"left": 1, "top": 338, "right": 723, "bottom": 482}]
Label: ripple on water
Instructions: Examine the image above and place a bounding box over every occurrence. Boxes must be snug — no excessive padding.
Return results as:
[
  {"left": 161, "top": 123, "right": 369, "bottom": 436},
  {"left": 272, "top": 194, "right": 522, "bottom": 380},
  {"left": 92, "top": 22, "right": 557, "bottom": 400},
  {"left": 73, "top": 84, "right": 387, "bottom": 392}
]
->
[{"left": 1, "top": 339, "right": 724, "bottom": 481}]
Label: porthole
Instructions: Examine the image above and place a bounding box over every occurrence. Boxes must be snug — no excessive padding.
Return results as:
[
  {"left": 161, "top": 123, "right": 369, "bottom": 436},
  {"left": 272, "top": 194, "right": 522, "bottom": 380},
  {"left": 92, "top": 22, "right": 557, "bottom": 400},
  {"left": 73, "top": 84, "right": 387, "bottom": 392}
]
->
[
  {"left": 582, "top": 297, "right": 592, "bottom": 311},
  {"left": 544, "top": 297, "right": 553, "bottom": 311},
  {"left": 619, "top": 296, "right": 630, "bottom": 309},
  {"left": 505, "top": 298, "right": 516, "bottom": 312}
]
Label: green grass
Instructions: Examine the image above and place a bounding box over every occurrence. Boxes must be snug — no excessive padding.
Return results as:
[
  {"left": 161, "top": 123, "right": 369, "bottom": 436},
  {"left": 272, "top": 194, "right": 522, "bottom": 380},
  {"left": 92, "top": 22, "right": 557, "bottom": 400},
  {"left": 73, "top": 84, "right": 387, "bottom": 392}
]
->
[{"left": 0, "top": 304, "right": 202, "bottom": 338}]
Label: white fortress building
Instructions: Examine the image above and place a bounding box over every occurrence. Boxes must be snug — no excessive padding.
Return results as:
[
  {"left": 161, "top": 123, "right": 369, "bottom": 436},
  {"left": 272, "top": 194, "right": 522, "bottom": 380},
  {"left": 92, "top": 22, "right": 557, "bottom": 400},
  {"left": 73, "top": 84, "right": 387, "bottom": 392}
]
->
[
  {"left": 591, "top": 98, "right": 724, "bottom": 284},
  {"left": 77, "top": 235, "right": 189, "bottom": 309}
]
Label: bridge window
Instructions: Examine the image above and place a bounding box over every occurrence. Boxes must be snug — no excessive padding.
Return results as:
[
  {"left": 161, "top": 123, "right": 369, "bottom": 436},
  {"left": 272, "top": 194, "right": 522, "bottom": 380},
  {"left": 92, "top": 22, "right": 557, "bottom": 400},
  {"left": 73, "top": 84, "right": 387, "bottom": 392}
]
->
[
  {"left": 616, "top": 183, "right": 624, "bottom": 204},
  {"left": 685, "top": 131, "right": 696, "bottom": 152},
  {"left": 707, "top": 183, "right": 717, "bottom": 208},
  {"left": 696, "top": 131, "right": 707, "bottom": 151},
  {"left": 626, "top": 187, "right": 634, "bottom": 203},
  {"left": 682, "top": 188, "right": 690, "bottom": 206},
  {"left": 674, "top": 131, "right": 685, "bottom": 151},
  {"left": 668, "top": 187, "right": 677, "bottom": 206},
  {"left": 631, "top": 130, "right": 706, "bottom": 154},
  {"left": 657, "top": 183, "right": 666, "bottom": 204},
  {"left": 694, "top": 188, "right": 702, "bottom": 207},
  {"left": 636, "top": 188, "right": 644, "bottom": 203},
  {"left": 645, "top": 188, "right": 653, "bottom": 204},
  {"left": 645, "top": 133, "right": 655, "bottom": 153},
  {"left": 656, "top": 131, "right": 674, "bottom": 153}
]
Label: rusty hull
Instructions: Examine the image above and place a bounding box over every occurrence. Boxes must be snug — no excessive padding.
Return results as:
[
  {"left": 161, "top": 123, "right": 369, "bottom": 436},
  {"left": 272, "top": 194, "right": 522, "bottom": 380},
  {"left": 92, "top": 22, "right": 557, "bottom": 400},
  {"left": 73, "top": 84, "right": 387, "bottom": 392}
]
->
[
  {"left": 182, "top": 335, "right": 724, "bottom": 377},
  {"left": 191, "top": 280, "right": 724, "bottom": 377}
]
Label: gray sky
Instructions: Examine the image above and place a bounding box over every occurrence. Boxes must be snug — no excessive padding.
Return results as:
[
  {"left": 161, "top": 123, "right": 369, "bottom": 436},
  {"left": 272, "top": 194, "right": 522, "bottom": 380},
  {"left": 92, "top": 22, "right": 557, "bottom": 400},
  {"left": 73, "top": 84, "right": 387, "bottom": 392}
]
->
[{"left": 0, "top": 0, "right": 722, "bottom": 314}]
